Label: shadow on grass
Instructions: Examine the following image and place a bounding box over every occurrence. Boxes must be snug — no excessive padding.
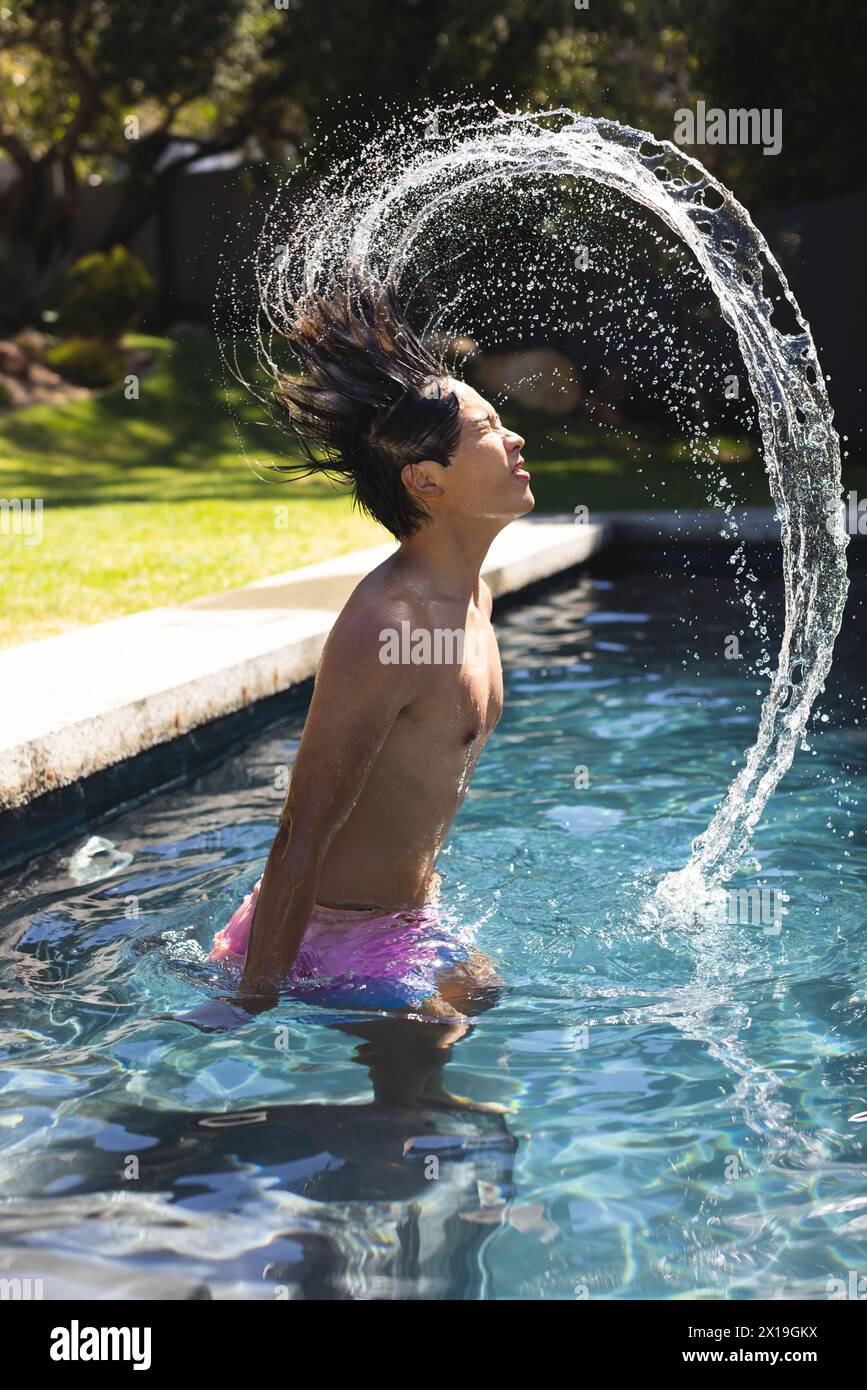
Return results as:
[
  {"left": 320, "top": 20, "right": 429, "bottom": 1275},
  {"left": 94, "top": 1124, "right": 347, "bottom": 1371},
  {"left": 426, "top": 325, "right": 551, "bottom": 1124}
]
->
[{"left": 0, "top": 334, "right": 331, "bottom": 508}]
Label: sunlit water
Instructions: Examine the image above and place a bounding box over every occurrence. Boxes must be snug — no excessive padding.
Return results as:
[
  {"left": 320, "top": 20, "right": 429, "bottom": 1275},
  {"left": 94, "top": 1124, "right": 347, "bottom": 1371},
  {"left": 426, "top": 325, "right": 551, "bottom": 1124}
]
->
[{"left": 1, "top": 567, "right": 864, "bottom": 1300}]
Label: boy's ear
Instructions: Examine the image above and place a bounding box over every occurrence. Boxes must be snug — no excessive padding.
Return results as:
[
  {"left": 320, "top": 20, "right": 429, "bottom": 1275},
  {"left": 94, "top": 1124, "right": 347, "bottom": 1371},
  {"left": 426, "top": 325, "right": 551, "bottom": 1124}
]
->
[{"left": 401, "top": 460, "right": 444, "bottom": 497}]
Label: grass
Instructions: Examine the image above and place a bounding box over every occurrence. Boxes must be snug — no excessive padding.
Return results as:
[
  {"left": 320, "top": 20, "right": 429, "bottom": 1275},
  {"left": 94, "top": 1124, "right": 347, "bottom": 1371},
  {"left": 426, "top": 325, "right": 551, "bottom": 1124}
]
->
[
  {"left": 0, "top": 334, "right": 384, "bottom": 647},
  {"left": 2, "top": 331, "right": 857, "bottom": 648}
]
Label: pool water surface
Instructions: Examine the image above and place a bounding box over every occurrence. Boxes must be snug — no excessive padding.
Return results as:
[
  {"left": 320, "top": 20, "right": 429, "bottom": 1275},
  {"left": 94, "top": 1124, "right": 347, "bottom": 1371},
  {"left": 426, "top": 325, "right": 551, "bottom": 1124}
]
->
[{"left": 1, "top": 564, "right": 865, "bottom": 1300}]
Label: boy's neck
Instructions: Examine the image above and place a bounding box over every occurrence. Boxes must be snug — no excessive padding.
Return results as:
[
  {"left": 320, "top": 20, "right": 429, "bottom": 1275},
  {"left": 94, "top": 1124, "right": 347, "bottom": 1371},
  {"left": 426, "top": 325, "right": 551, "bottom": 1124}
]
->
[{"left": 396, "top": 516, "right": 506, "bottom": 604}]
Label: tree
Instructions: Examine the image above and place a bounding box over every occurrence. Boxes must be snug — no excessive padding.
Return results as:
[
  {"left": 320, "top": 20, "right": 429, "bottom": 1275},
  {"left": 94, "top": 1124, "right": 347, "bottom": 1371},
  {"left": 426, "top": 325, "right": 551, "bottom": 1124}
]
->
[
  {"left": 0, "top": 0, "right": 298, "bottom": 258},
  {"left": 1, "top": 0, "right": 703, "bottom": 266},
  {"left": 1, "top": 0, "right": 861, "bottom": 276}
]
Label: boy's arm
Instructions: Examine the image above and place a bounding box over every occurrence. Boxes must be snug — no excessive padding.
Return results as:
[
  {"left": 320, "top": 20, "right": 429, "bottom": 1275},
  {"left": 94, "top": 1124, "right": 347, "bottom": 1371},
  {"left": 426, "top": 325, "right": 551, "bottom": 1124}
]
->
[{"left": 235, "top": 597, "right": 420, "bottom": 1005}]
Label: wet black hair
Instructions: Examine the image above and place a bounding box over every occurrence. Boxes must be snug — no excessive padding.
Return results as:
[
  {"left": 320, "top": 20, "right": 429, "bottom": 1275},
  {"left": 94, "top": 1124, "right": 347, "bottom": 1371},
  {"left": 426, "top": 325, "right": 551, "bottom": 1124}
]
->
[{"left": 271, "top": 271, "right": 463, "bottom": 538}]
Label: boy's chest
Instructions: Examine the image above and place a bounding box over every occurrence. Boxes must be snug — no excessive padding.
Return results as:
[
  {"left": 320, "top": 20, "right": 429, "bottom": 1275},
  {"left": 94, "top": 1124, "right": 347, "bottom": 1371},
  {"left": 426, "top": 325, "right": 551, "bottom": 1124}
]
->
[{"left": 414, "top": 620, "right": 504, "bottom": 746}]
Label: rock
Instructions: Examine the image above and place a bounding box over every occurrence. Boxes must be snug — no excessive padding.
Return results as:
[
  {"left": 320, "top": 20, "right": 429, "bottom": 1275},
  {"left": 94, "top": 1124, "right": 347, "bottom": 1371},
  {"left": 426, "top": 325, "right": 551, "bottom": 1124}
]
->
[
  {"left": 0, "top": 363, "right": 88, "bottom": 409},
  {"left": 428, "top": 331, "right": 479, "bottom": 361},
  {"left": 14, "top": 327, "right": 49, "bottom": 360},
  {"left": 0, "top": 340, "right": 29, "bottom": 375},
  {"left": 451, "top": 336, "right": 478, "bottom": 359},
  {"left": 27, "top": 361, "right": 64, "bottom": 387},
  {"left": 0, "top": 372, "right": 29, "bottom": 407},
  {"left": 468, "top": 347, "right": 583, "bottom": 413}
]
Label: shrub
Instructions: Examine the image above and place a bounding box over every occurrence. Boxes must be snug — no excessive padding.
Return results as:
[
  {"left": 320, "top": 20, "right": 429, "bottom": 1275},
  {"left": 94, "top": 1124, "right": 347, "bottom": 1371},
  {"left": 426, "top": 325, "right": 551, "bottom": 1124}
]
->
[
  {"left": 60, "top": 245, "right": 155, "bottom": 341},
  {"left": 44, "top": 337, "right": 126, "bottom": 389}
]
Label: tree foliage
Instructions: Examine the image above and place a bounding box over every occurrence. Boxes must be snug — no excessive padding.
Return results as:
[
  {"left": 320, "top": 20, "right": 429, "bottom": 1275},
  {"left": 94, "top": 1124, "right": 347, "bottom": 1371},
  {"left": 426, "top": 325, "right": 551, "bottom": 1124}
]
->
[{"left": 0, "top": 0, "right": 862, "bottom": 268}]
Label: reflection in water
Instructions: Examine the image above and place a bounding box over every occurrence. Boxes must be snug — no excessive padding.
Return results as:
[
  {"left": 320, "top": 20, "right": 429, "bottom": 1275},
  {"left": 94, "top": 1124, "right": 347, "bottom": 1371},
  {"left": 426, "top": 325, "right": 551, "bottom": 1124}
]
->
[{"left": 0, "top": 995, "right": 517, "bottom": 1299}]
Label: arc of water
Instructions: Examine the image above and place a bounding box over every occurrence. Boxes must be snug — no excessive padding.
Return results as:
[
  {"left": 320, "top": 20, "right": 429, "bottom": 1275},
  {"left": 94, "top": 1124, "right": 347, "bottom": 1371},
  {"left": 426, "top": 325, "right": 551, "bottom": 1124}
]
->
[{"left": 245, "top": 106, "right": 848, "bottom": 896}]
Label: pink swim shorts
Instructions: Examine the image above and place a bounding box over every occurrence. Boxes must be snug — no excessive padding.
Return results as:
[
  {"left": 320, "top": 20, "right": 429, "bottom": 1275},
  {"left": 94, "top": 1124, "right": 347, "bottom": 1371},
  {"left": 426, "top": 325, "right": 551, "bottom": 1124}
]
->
[{"left": 210, "top": 876, "right": 476, "bottom": 1011}]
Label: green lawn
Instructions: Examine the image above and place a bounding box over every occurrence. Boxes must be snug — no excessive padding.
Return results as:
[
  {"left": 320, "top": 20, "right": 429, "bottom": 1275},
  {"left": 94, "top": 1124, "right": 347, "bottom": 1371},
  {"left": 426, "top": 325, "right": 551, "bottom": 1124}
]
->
[
  {"left": 0, "top": 330, "right": 843, "bottom": 648},
  {"left": 0, "top": 334, "right": 386, "bottom": 647}
]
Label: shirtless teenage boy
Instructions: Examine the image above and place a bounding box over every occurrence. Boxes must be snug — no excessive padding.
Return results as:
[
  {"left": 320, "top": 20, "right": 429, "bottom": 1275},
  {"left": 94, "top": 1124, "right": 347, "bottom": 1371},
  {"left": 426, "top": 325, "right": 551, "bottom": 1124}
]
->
[{"left": 206, "top": 276, "right": 532, "bottom": 1025}]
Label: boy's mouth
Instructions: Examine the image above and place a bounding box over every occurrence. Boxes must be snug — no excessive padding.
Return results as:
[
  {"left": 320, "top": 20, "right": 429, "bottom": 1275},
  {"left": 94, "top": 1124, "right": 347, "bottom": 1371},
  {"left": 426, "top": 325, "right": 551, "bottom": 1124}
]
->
[{"left": 511, "top": 457, "right": 530, "bottom": 479}]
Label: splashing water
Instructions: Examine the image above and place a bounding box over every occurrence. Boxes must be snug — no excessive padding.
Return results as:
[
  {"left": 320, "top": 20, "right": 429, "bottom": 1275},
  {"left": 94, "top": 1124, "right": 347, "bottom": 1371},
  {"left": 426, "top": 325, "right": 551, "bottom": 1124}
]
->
[{"left": 218, "top": 104, "right": 849, "bottom": 918}]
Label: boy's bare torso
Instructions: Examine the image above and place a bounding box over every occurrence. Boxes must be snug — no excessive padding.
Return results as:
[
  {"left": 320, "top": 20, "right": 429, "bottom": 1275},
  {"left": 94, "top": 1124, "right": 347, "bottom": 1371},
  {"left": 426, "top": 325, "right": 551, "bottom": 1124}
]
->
[{"left": 312, "top": 558, "right": 503, "bottom": 911}]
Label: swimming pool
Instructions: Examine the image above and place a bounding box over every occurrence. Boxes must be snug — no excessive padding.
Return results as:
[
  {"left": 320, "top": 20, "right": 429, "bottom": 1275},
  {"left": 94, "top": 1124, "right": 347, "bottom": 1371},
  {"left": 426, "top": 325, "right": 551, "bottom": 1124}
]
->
[{"left": 1, "top": 562, "right": 865, "bottom": 1300}]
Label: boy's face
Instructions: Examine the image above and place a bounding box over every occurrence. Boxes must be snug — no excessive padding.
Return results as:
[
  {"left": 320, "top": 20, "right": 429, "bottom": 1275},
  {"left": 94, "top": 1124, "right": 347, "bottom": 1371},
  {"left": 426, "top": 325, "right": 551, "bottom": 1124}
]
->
[{"left": 416, "top": 380, "right": 534, "bottom": 525}]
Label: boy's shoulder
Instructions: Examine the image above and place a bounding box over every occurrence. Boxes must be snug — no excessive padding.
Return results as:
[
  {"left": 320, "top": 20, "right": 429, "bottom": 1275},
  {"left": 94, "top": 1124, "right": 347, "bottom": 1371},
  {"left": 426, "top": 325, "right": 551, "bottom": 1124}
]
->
[
  {"left": 340, "top": 554, "right": 442, "bottom": 630},
  {"left": 319, "top": 561, "right": 431, "bottom": 677},
  {"left": 329, "top": 554, "right": 491, "bottom": 652}
]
